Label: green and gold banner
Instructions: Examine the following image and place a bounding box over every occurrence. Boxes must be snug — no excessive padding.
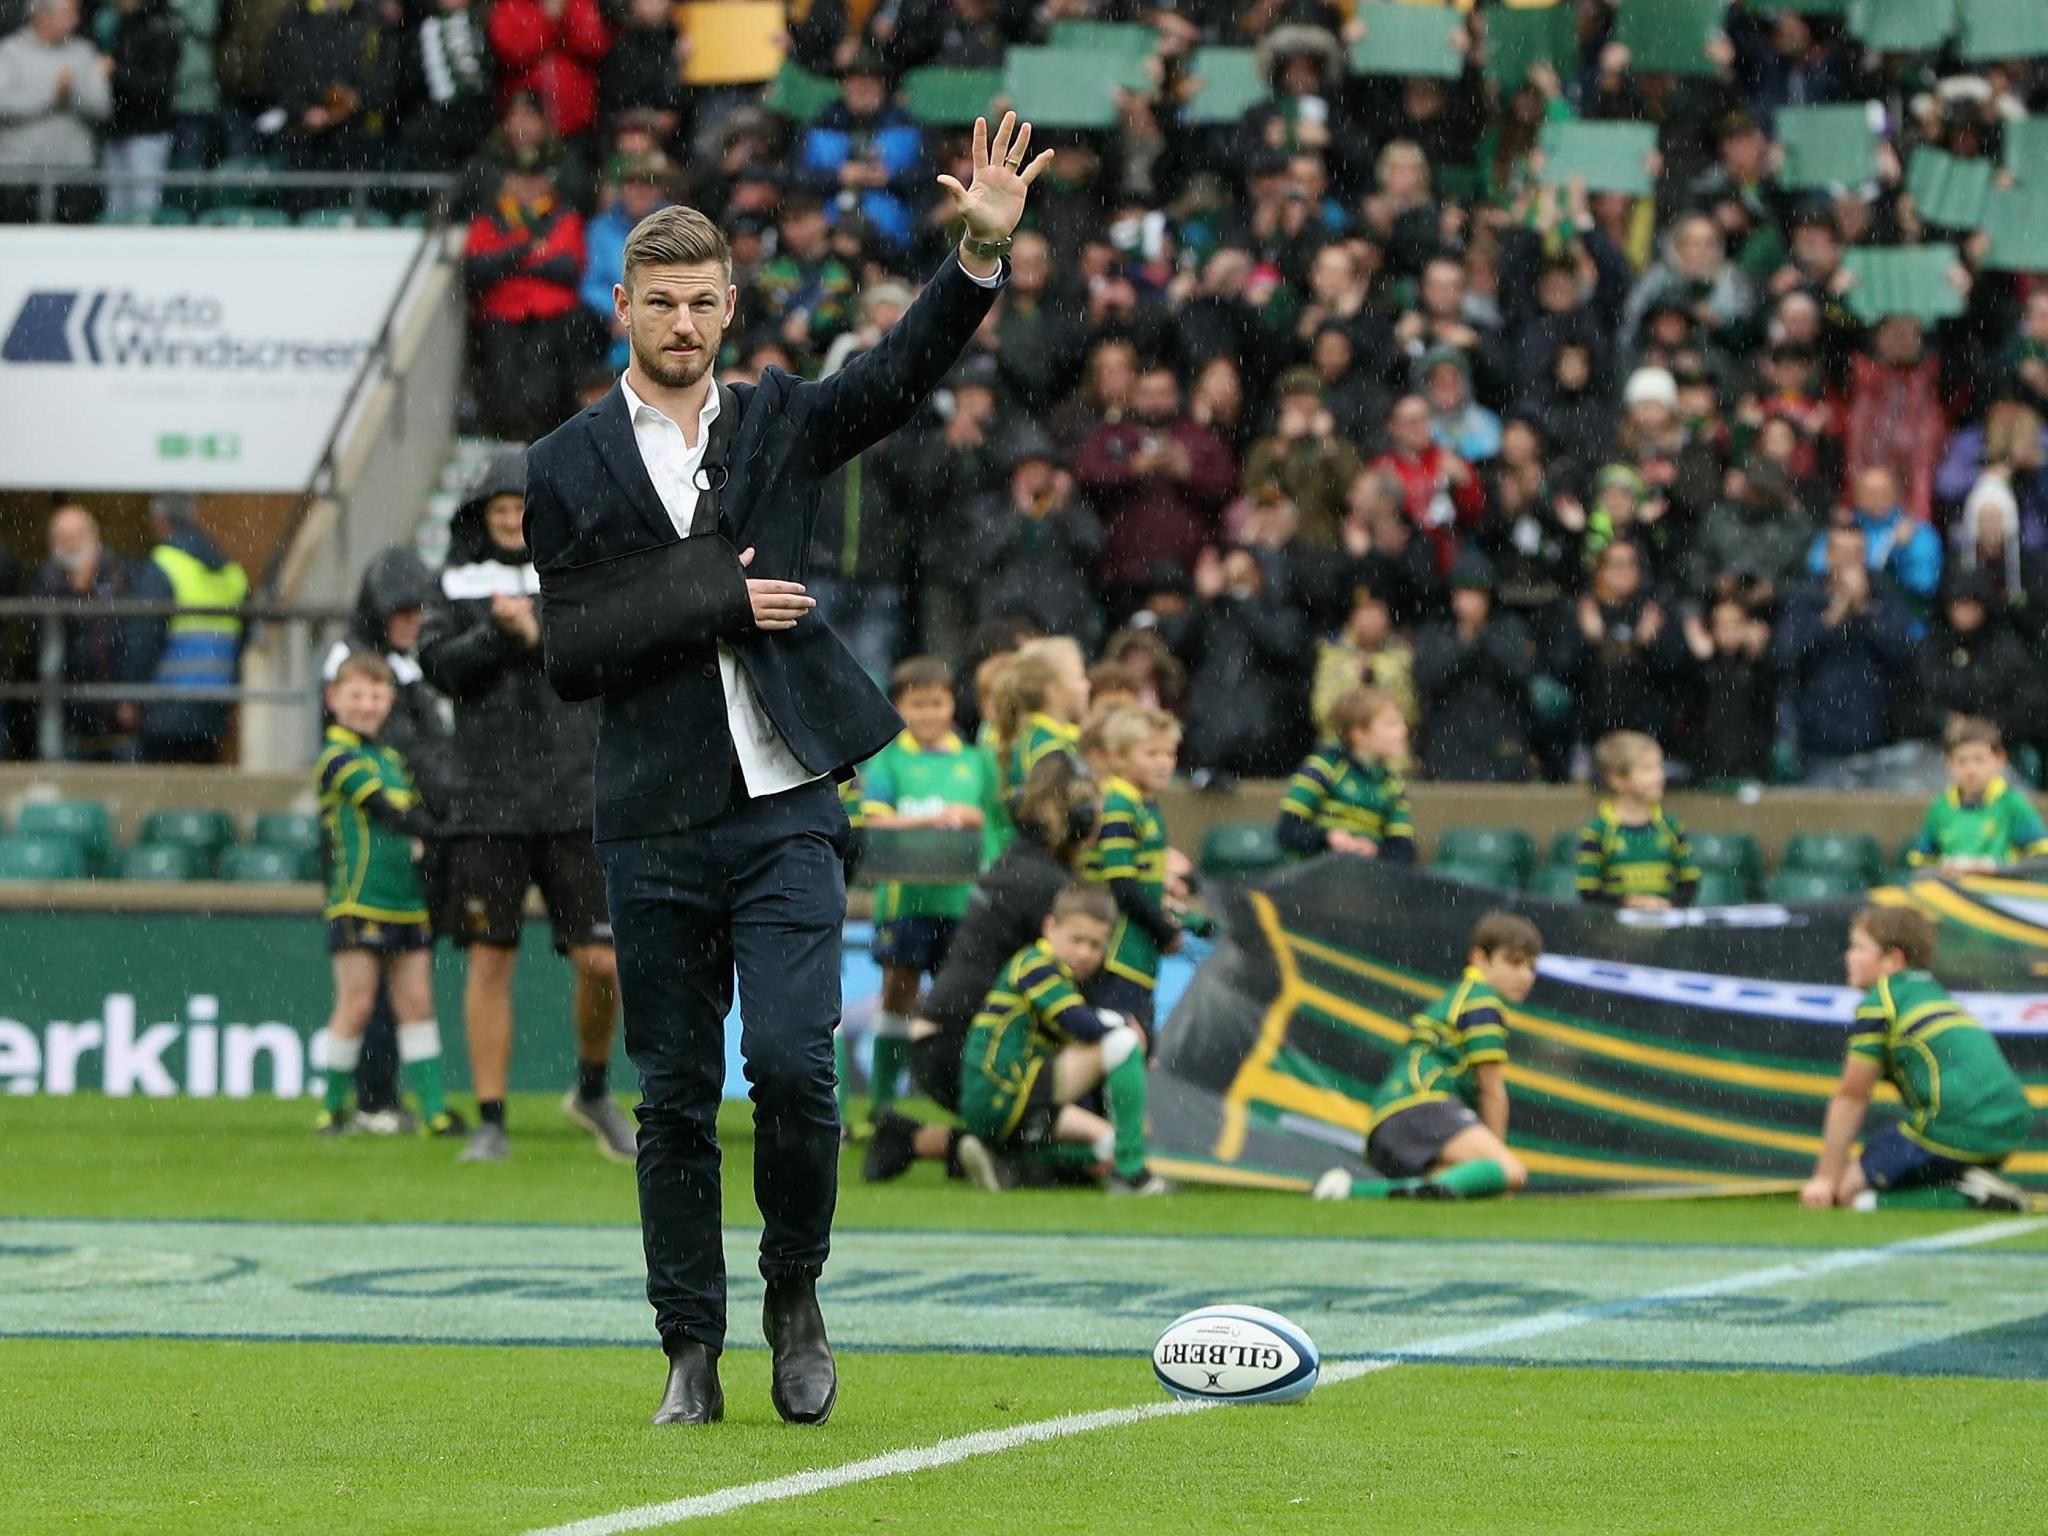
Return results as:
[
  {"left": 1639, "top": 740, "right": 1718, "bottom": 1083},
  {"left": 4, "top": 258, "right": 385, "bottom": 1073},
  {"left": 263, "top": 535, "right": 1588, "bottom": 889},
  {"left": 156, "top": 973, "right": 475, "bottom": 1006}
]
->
[{"left": 1151, "top": 863, "right": 2048, "bottom": 1191}]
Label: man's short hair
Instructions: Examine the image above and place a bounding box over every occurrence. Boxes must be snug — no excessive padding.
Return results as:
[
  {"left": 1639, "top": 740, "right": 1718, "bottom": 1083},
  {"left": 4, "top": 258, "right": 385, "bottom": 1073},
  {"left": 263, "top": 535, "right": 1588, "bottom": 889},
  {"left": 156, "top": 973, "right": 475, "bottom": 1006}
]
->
[
  {"left": 889, "top": 655, "right": 953, "bottom": 700},
  {"left": 1945, "top": 716, "right": 2004, "bottom": 755},
  {"left": 622, "top": 205, "right": 731, "bottom": 296},
  {"left": 1469, "top": 911, "right": 1543, "bottom": 963},
  {"left": 1050, "top": 882, "right": 1117, "bottom": 928},
  {"left": 1852, "top": 906, "right": 1937, "bottom": 971}
]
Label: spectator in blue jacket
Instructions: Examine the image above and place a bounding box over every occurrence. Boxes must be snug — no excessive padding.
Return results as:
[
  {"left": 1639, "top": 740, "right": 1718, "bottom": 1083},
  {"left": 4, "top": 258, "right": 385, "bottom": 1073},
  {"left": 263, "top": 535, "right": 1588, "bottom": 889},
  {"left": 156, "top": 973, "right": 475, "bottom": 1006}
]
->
[
  {"left": 1806, "top": 465, "right": 1943, "bottom": 627},
  {"left": 1775, "top": 523, "right": 1918, "bottom": 776},
  {"left": 799, "top": 48, "right": 923, "bottom": 251},
  {"left": 579, "top": 152, "right": 674, "bottom": 372}
]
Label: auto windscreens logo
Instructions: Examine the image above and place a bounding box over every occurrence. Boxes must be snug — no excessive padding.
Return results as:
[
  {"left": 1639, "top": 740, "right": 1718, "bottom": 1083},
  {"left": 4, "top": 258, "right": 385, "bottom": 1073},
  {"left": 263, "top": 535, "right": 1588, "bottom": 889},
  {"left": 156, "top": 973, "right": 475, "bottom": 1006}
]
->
[{"left": 1, "top": 289, "right": 371, "bottom": 370}]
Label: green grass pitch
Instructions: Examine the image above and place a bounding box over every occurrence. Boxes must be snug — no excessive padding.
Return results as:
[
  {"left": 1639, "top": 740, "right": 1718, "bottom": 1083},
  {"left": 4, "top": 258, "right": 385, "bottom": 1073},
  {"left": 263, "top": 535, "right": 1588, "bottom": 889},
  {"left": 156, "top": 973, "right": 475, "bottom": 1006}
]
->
[{"left": 6, "top": 1094, "right": 2047, "bottom": 1535}]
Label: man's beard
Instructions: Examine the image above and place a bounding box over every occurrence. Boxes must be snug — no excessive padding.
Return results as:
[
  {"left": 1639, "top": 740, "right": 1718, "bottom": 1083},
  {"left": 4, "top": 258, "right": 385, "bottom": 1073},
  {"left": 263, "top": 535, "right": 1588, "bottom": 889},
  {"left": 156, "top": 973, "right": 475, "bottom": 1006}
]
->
[{"left": 634, "top": 329, "right": 717, "bottom": 389}]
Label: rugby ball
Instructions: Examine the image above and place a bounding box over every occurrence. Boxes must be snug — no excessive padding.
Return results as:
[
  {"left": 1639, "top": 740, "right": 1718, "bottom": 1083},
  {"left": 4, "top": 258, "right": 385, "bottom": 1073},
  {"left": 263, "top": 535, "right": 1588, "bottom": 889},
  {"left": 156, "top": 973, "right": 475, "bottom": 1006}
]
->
[{"left": 1152, "top": 1305, "right": 1320, "bottom": 1405}]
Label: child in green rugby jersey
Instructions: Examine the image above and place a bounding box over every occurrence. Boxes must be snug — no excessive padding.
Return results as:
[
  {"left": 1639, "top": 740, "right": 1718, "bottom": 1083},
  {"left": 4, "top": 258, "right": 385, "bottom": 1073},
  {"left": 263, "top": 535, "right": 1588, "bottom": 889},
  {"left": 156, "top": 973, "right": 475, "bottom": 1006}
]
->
[
  {"left": 315, "top": 652, "right": 462, "bottom": 1139},
  {"left": 1801, "top": 907, "right": 2033, "bottom": 1212},
  {"left": 1275, "top": 686, "right": 1416, "bottom": 862},
  {"left": 1085, "top": 705, "right": 1189, "bottom": 1031},
  {"left": 1907, "top": 717, "right": 2048, "bottom": 875},
  {"left": 955, "top": 883, "right": 1165, "bottom": 1197},
  {"left": 858, "top": 657, "right": 1002, "bottom": 1119},
  {"left": 1576, "top": 731, "right": 1700, "bottom": 909},
  {"left": 1313, "top": 911, "right": 1539, "bottom": 1202}
]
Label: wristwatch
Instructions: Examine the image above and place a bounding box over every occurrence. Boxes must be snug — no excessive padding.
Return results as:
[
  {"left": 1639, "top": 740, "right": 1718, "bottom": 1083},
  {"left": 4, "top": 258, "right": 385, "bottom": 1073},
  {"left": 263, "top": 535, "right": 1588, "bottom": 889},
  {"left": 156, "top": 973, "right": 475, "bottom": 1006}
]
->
[{"left": 960, "top": 232, "right": 1014, "bottom": 261}]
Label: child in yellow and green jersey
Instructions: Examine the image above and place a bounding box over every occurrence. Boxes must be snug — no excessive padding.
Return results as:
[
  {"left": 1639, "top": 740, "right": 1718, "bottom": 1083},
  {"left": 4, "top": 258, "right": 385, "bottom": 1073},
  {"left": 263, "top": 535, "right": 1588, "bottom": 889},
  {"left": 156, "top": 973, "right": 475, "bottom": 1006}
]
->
[
  {"left": 315, "top": 651, "right": 462, "bottom": 1138},
  {"left": 1275, "top": 686, "right": 1416, "bottom": 863},
  {"left": 1576, "top": 731, "right": 1700, "bottom": 908},
  {"left": 1312, "top": 912, "right": 1540, "bottom": 1202},
  {"left": 1084, "top": 705, "right": 1189, "bottom": 1031},
  {"left": 955, "top": 883, "right": 1165, "bottom": 1196},
  {"left": 1801, "top": 906, "right": 2033, "bottom": 1212},
  {"left": 1907, "top": 717, "right": 2048, "bottom": 874},
  {"left": 858, "top": 656, "right": 1002, "bottom": 1118},
  {"left": 987, "top": 635, "right": 1090, "bottom": 857}
]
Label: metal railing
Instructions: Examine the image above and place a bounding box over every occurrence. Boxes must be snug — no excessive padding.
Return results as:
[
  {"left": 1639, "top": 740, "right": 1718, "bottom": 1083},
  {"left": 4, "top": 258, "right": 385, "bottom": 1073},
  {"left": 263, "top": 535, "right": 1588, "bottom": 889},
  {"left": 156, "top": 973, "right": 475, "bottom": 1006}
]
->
[
  {"left": 0, "top": 166, "right": 455, "bottom": 223},
  {"left": 0, "top": 599, "right": 352, "bottom": 763}
]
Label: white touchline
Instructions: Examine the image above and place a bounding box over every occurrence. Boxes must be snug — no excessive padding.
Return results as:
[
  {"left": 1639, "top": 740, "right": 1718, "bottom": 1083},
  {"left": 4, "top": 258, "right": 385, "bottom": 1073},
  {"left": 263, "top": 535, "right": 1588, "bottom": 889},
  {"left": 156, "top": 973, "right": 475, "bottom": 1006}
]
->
[{"left": 521, "top": 1216, "right": 2048, "bottom": 1536}]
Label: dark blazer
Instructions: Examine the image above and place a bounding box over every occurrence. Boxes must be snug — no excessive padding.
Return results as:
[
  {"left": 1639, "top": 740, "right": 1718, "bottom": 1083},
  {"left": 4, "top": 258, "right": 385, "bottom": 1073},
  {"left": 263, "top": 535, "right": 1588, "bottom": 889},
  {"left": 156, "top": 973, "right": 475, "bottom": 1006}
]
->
[{"left": 525, "top": 251, "right": 1004, "bottom": 844}]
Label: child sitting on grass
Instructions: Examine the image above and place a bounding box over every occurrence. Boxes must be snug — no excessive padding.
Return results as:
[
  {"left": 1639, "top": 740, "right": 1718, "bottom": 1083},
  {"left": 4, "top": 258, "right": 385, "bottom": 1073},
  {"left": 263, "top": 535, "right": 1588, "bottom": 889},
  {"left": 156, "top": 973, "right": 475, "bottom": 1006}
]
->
[
  {"left": 858, "top": 656, "right": 1001, "bottom": 1123},
  {"left": 1906, "top": 717, "right": 2048, "bottom": 875},
  {"left": 1800, "top": 906, "right": 2033, "bottom": 1212},
  {"left": 956, "top": 883, "right": 1166, "bottom": 1197},
  {"left": 1576, "top": 731, "right": 1699, "bottom": 909},
  {"left": 315, "top": 652, "right": 463, "bottom": 1138},
  {"left": 1275, "top": 686, "right": 1415, "bottom": 863},
  {"left": 1313, "top": 911, "right": 1539, "bottom": 1201}
]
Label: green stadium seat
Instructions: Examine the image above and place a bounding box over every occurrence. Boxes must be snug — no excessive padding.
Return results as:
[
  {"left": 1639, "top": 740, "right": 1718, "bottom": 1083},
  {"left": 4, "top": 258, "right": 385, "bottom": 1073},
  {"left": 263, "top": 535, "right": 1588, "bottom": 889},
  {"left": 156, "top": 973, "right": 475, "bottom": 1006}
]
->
[
  {"left": 120, "top": 842, "right": 201, "bottom": 881},
  {"left": 1688, "top": 830, "right": 1764, "bottom": 888},
  {"left": 1783, "top": 832, "right": 1883, "bottom": 888},
  {"left": 254, "top": 811, "right": 322, "bottom": 853},
  {"left": 1433, "top": 861, "right": 1516, "bottom": 890},
  {"left": 1199, "top": 822, "right": 1286, "bottom": 880},
  {"left": 0, "top": 835, "right": 88, "bottom": 881},
  {"left": 197, "top": 205, "right": 292, "bottom": 227},
  {"left": 140, "top": 809, "right": 237, "bottom": 874},
  {"left": 1766, "top": 868, "right": 1857, "bottom": 904},
  {"left": 298, "top": 206, "right": 391, "bottom": 227},
  {"left": 1531, "top": 866, "right": 1582, "bottom": 901},
  {"left": 1692, "top": 871, "right": 1748, "bottom": 908},
  {"left": 97, "top": 207, "right": 157, "bottom": 225},
  {"left": 15, "top": 801, "right": 112, "bottom": 873},
  {"left": 1434, "top": 827, "right": 1536, "bottom": 885},
  {"left": 1547, "top": 827, "right": 1584, "bottom": 868},
  {"left": 220, "top": 844, "right": 316, "bottom": 883}
]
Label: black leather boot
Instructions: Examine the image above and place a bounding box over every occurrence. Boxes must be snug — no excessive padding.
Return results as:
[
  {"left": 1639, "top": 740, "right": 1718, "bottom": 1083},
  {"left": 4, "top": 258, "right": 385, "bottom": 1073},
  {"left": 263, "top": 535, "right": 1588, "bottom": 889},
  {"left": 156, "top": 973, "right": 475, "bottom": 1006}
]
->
[
  {"left": 652, "top": 1340, "right": 724, "bottom": 1425},
  {"left": 763, "top": 1277, "right": 837, "bottom": 1424}
]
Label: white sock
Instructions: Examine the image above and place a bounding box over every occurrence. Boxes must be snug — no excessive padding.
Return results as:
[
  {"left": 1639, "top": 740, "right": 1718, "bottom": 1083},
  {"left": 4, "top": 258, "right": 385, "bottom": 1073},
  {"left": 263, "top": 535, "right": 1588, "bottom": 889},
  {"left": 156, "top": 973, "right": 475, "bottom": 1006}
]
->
[
  {"left": 1100, "top": 1023, "right": 1141, "bottom": 1072},
  {"left": 398, "top": 1020, "right": 443, "bottom": 1062},
  {"left": 326, "top": 1033, "right": 363, "bottom": 1073},
  {"left": 1091, "top": 1131, "right": 1116, "bottom": 1164}
]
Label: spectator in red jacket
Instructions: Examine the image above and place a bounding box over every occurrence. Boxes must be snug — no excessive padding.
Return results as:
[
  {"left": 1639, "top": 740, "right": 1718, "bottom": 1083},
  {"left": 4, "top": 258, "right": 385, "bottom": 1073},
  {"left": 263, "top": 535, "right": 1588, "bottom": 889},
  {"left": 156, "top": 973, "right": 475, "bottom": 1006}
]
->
[
  {"left": 487, "top": 0, "right": 609, "bottom": 141},
  {"left": 1844, "top": 316, "right": 1946, "bottom": 525},
  {"left": 1076, "top": 364, "right": 1236, "bottom": 621},
  {"left": 1370, "top": 393, "right": 1484, "bottom": 575},
  {"left": 464, "top": 149, "right": 588, "bottom": 440}
]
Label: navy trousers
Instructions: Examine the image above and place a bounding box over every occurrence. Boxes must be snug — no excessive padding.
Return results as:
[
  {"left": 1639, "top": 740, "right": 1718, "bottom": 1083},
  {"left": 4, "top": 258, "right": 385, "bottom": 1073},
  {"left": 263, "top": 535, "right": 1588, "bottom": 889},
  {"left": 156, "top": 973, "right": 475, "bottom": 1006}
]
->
[{"left": 597, "top": 773, "right": 848, "bottom": 1352}]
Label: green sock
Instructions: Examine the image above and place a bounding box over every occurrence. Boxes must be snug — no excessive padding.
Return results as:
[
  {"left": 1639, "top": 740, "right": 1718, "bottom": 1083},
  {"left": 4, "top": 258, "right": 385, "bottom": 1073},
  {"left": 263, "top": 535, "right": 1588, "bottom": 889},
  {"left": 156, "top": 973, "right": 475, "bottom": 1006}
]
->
[
  {"left": 1428, "top": 1159, "right": 1510, "bottom": 1199},
  {"left": 1874, "top": 1185, "right": 1975, "bottom": 1210},
  {"left": 833, "top": 1032, "right": 851, "bottom": 1126},
  {"left": 871, "top": 1033, "right": 910, "bottom": 1115},
  {"left": 1343, "top": 1177, "right": 1398, "bottom": 1199},
  {"left": 323, "top": 1034, "right": 360, "bottom": 1117},
  {"left": 1024, "top": 1142, "right": 1102, "bottom": 1176},
  {"left": 398, "top": 1021, "right": 447, "bottom": 1121},
  {"left": 1104, "top": 1052, "right": 1151, "bottom": 1179}
]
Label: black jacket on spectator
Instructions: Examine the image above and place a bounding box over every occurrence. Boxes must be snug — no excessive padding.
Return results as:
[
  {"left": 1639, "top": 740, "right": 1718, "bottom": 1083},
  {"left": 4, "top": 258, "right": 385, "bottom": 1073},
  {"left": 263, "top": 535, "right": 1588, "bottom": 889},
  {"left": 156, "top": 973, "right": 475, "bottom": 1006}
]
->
[
  {"left": 1555, "top": 594, "right": 1694, "bottom": 746},
  {"left": 1681, "top": 651, "right": 1778, "bottom": 784},
  {"left": 1176, "top": 564, "right": 1311, "bottom": 778},
  {"left": 265, "top": 0, "right": 395, "bottom": 131},
  {"left": 599, "top": 17, "right": 688, "bottom": 132},
  {"left": 419, "top": 451, "right": 597, "bottom": 835},
  {"left": 1771, "top": 582, "right": 1916, "bottom": 762},
  {"left": 970, "top": 487, "right": 1105, "bottom": 645},
  {"left": 106, "top": 0, "right": 182, "bottom": 137},
  {"left": 29, "top": 552, "right": 155, "bottom": 753},
  {"left": 1915, "top": 611, "right": 2042, "bottom": 750},
  {"left": 1413, "top": 611, "right": 1536, "bottom": 782}
]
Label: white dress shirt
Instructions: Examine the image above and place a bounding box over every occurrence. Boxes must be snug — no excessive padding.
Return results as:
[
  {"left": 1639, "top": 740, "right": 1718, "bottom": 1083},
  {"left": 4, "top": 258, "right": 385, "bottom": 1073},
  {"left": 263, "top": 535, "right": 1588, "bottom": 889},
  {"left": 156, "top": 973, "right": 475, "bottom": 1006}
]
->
[{"left": 619, "top": 372, "right": 821, "bottom": 798}]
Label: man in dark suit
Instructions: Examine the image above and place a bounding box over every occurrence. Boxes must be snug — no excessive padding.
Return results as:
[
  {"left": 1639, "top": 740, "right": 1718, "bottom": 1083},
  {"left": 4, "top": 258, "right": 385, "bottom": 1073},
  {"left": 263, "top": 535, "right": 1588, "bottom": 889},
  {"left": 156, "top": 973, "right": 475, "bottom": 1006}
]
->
[{"left": 525, "top": 114, "right": 1051, "bottom": 1427}]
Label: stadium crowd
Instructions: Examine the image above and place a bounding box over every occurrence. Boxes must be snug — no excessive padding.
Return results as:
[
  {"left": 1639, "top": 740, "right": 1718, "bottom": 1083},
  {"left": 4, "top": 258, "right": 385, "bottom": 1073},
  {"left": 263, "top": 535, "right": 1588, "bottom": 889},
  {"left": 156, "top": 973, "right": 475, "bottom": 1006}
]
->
[{"left": 7, "top": 0, "right": 2048, "bottom": 790}]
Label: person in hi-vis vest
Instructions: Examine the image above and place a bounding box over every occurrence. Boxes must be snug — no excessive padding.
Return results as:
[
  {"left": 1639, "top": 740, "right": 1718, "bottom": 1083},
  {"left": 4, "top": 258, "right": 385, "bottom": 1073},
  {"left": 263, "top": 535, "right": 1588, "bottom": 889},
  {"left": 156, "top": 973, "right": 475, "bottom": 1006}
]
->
[{"left": 137, "top": 493, "right": 248, "bottom": 764}]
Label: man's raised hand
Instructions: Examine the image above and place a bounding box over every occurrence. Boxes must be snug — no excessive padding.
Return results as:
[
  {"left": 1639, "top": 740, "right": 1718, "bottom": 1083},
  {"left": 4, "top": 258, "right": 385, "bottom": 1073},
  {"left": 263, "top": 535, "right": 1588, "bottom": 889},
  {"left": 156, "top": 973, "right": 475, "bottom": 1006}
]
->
[
  {"left": 739, "top": 546, "right": 815, "bottom": 631},
  {"left": 937, "top": 111, "right": 1054, "bottom": 245}
]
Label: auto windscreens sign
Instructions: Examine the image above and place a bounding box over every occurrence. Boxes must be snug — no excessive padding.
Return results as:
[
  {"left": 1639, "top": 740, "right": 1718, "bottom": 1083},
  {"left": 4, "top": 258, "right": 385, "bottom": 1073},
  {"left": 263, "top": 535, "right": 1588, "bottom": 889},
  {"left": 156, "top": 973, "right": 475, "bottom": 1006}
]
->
[{"left": 0, "top": 227, "right": 421, "bottom": 491}]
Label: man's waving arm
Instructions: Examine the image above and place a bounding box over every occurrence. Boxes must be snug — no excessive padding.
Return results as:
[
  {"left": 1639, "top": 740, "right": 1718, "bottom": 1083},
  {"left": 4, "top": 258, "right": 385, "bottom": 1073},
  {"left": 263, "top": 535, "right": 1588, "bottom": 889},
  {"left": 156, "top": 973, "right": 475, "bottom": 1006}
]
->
[{"left": 799, "top": 113, "right": 1053, "bottom": 474}]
